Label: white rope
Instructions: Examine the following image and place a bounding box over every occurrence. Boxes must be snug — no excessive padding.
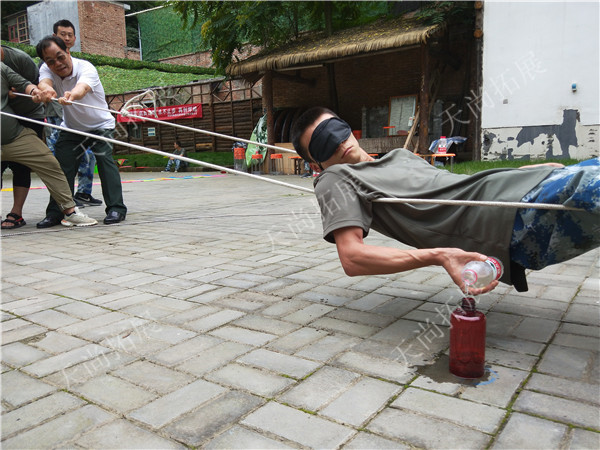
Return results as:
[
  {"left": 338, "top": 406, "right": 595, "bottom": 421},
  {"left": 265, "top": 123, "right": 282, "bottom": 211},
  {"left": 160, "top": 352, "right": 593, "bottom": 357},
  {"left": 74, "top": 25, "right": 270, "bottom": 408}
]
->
[
  {"left": 13, "top": 91, "right": 298, "bottom": 154},
  {"left": 0, "top": 112, "right": 314, "bottom": 194},
  {"left": 3, "top": 105, "right": 585, "bottom": 212}
]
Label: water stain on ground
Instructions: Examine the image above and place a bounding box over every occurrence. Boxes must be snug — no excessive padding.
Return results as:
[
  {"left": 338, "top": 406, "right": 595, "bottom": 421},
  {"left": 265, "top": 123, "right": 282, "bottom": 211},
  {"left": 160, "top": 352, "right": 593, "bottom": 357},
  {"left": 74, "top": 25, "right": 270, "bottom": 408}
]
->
[{"left": 415, "top": 354, "right": 496, "bottom": 387}]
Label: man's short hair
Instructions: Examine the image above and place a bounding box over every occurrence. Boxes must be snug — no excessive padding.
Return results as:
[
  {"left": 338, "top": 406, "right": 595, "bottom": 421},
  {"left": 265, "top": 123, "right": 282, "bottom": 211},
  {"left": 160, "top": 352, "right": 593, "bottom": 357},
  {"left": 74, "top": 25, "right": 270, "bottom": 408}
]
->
[
  {"left": 174, "top": 139, "right": 182, "bottom": 147},
  {"left": 291, "top": 106, "right": 338, "bottom": 161},
  {"left": 53, "top": 19, "right": 76, "bottom": 35},
  {"left": 36, "top": 35, "right": 67, "bottom": 59}
]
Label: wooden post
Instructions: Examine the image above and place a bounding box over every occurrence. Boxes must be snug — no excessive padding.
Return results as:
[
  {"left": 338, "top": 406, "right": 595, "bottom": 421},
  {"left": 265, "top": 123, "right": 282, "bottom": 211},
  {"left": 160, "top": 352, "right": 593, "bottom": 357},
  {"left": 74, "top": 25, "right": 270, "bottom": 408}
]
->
[
  {"left": 418, "top": 43, "right": 430, "bottom": 153},
  {"left": 263, "top": 70, "right": 274, "bottom": 173}
]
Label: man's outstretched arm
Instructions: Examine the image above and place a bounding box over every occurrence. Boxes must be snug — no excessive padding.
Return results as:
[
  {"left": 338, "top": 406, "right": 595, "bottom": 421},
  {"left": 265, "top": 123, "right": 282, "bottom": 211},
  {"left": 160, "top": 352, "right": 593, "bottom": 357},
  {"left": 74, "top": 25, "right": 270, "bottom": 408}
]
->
[{"left": 333, "top": 226, "right": 498, "bottom": 295}]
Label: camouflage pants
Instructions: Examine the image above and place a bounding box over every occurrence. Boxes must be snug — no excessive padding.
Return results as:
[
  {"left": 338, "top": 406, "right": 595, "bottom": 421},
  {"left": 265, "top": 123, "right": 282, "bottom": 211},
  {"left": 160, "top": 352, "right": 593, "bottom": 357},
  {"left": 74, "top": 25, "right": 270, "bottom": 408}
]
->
[{"left": 510, "top": 158, "right": 600, "bottom": 270}]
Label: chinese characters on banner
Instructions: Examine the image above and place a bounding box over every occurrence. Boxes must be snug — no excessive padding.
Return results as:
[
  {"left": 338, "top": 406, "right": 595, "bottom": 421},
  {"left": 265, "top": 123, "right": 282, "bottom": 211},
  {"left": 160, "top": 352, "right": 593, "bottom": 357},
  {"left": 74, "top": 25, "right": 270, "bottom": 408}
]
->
[{"left": 117, "top": 103, "right": 203, "bottom": 123}]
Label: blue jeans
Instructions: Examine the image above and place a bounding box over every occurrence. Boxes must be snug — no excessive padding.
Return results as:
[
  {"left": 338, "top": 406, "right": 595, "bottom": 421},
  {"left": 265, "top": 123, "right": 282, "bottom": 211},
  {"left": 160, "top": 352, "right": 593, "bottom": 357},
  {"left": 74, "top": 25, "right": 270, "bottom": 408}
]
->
[
  {"left": 511, "top": 158, "right": 600, "bottom": 269},
  {"left": 46, "top": 116, "right": 95, "bottom": 195},
  {"left": 165, "top": 158, "right": 181, "bottom": 171}
]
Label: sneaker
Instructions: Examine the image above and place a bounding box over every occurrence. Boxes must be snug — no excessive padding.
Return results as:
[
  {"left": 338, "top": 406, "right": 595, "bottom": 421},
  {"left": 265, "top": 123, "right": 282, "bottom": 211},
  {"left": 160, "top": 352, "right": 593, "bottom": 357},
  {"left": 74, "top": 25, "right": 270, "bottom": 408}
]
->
[
  {"left": 174, "top": 170, "right": 178, "bottom": 173},
  {"left": 161, "top": 170, "right": 169, "bottom": 172},
  {"left": 61, "top": 208, "right": 98, "bottom": 227},
  {"left": 74, "top": 192, "right": 102, "bottom": 206},
  {"left": 73, "top": 197, "right": 85, "bottom": 208}
]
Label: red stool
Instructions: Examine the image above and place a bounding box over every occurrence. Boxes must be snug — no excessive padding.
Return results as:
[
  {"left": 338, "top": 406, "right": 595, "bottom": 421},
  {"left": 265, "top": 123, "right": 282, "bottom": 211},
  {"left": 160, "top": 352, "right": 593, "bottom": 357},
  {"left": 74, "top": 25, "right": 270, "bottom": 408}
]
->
[
  {"left": 290, "top": 155, "right": 303, "bottom": 175},
  {"left": 270, "top": 153, "right": 283, "bottom": 175},
  {"left": 251, "top": 153, "right": 264, "bottom": 174}
]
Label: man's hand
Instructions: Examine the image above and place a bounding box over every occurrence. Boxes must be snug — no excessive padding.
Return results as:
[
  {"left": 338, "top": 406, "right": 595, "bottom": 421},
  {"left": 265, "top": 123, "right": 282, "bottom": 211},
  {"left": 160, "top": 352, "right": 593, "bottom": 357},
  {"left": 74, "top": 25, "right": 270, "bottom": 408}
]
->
[
  {"left": 32, "top": 84, "right": 57, "bottom": 103},
  {"left": 58, "top": 91, "right": 75, "bottom": 105},
  {"left": 57, "top": 82, "right": 91, "bottom": 105},
  {"left": 438, "top": 248, "right": 498, "bottom": 295}
]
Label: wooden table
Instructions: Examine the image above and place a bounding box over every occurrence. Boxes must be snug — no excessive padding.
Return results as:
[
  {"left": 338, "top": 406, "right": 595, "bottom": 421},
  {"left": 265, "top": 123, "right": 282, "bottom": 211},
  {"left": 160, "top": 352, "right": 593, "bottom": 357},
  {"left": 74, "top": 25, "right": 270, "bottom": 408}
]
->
[{"left": 416, "top": 153, "right": 456, "bottom": 172}]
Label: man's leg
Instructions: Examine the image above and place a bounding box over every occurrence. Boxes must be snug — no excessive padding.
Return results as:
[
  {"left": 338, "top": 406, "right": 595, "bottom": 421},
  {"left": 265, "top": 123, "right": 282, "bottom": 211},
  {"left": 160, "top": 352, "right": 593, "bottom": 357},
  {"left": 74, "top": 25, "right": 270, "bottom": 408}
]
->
[
  {"left": 7, "top": 162, "right": 31, "bottom": 217},
  {"left": 511, "top": 158, "right": 600, "bottom": 269},
  {"left": 88, "top": 129, "right": 127, "bottom": 217},
  {"left": 45, "top": 116, "right": 61, "bottom": 153},
  {"left": 3, "top": 129, "right": 76, "bottom": 212},
  {"left": 44, "top": 130, "right": 82, "bottom": 220},
  {"left": 76, "top": 149, "right": 94, "bottom": 195}
]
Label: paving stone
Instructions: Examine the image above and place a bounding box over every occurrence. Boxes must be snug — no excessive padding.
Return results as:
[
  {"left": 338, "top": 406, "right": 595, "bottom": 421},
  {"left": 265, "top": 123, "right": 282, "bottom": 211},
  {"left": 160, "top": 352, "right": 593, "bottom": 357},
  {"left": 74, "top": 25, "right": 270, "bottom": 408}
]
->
[
  {"left": 526, "top": 373, "right": 600, "bottom": 405},
  {"left": 334, "top": 351, "right": 415, "bottom": 384},
  {"left": 161, "top": 305, "right": 219, "bottom": 325},
  {"left": 1, "top": 342, "right": 49, "bottom": 367},
  {"left": 310, "top": 316, "right": 379, "bottom": 338},
  {"left": 461, "top": 365, "right": 529, "bottom": 407},
  {"left": 177, "top": 341, "right": 251, "bottom": 376},
  {"left": 345, "top": 293, "right": 395, "bottom": 311},
  {"left": 164, "top": 390, "right": 263, "bottom": 447},
  {"left": 0, "top": 318, "right": 30, "bottom": 332},
  {"left": 568, "top": 428, "right": 600, "bottom": 449},
  {"left": 485, "top": 347, "right": 539, "bottom": 371},
  {"left": 368, "top": 407, "right": 490, "bottom": 448},
  {"left": 491, "top": 412, "right": 567, "bottom": 449},
  {"left": 54, "top": 301, "right": 109, "bottom": 319},
  {"left": 204, "top": 425, "right": 296, "bottom": 449},
  {"left": 564, "top": 304, "right": 600, "bottom": 326},
  {"left": 370, "top": 318, "right": 424, "bottom": 343},
  {"left": 233, "top": 314, "right": 300, "bottom": 335},
  {"left": 537, "top": 344, "right": 594, "bottom": 379},
  {"left": 149, "top": 335, "right": 222, "bottom": 365},
  {"left": 77, "top": 419, "right": 185, "bottom": 449},
  {"left": 513, "top": 390, "right": 599, "bottom": 428},
  {"left": 1, "top": 370, "right": 56, "bottom": 407},
  {"left": 186, "top": 309, "right": 246, "bottom": 332},
  {"left": 267, "top": 327, "right": 328, "bottom": 353},
  {"left": 1, "top": 404, "right": 114, "bottom": 449},
  {"left": 73, "top": 374, "right": 157, "bottom": 413},
  {"left": 2, "top": 323, "right": 47, "bottom": 345},
  {"left": 22, "top": 343, "right": 111, "bottom": 377},
  {"left": 486, "top": 335, "right": 546, "bottom": 356},
  {"left": 344, "top": 432, "right": 410, "bottom": 449},
  {"left": 128, "top": 379, "right": 227, "bottom": 429},
  {"left": 242, "top": 401, "right": 355, "bottom": 448},
  {"left": 112, "top": 360, "right": 195, "bottom": 394},
  {"left": 58, "top": 311, "right": 129, "bottom": 337},
  {"left": 31, "top": 331, "right": 88, "bottom": 353},
  {"left": 284, "top": 303, "right": 336, "bottom": 325},
  {"left": 391, "top": 388, "right": 505, "bottom": 433},
  {"left": 296, "top": 333, "right": 361, "bottom": 361},
  {"left": 279, "top": 366, "right": 361, "bottom": 411},
  {"left": 205, "top": 363, "right": 295, "bottom": 397},
  {"left": 321, "top": 377, "right": 401, "bottom": 426},
  {"left": 511, "top": 317, "right": 560, "bottom": 342},
  {"left": 209, "top": 325, "right": 277, "bottom": 346},
  {"left": 238, "top": 348, "right": 321, "bottom": 378},
  {"left": 25, "top": 309, "right": 81, "bottom": 329},
  {"left": 559, "top": 322, "right": 600, "bottom": 338},
  {"left": 1, "top": 391, "right": 84, "bottom": 438},
  {"left": 42, "top": 351, "right": 136, "bottom": 390},
  {"left": 553, "top": 332, "right": 599, "bottom": 352},
  {"left": 260, "top": 299, "right": 311, "bottom": 317}
]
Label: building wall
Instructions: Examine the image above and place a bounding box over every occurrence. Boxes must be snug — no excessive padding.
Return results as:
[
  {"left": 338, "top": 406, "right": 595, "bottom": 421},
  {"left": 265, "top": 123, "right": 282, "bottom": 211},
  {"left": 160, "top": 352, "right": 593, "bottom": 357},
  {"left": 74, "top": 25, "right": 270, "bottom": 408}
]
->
[
  {"left": 28, "top": 1, "right": 81, "bottom": 51},
  {"left": 481, "top": 2, "right": 599, "bottom": 160},
  {"left": 78, "top": 1, "right": 127, "bottom": 58}
]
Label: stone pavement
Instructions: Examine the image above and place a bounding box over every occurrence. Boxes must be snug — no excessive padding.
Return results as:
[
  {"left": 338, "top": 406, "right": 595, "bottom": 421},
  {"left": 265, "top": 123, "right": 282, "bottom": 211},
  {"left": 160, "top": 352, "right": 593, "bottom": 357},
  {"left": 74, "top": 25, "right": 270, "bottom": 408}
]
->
[{"left": 1, "top": 170, "right": 599, "bottom": 449}]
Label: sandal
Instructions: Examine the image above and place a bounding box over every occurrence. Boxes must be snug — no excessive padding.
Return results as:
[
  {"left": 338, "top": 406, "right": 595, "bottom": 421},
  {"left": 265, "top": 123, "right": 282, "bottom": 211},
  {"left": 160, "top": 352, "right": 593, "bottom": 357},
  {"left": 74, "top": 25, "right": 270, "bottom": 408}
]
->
[{"left": 1, "top": 213, "right": 26, "bottom": 229}]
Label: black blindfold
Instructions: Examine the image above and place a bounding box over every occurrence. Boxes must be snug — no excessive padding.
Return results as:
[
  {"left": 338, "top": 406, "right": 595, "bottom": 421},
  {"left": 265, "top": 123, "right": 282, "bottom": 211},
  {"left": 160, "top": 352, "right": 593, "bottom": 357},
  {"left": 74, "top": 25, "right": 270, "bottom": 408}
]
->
[{"left": 309, "top": 117, "right": 352, "bottom": 163}]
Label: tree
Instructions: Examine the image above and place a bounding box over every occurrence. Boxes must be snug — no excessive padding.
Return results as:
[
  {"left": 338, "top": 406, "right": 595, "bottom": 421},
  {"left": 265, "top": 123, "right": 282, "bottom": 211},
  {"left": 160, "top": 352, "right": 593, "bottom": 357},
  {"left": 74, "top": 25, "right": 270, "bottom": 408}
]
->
[{"left": 169, "top": 1, "right": 391, "bottom": 73}]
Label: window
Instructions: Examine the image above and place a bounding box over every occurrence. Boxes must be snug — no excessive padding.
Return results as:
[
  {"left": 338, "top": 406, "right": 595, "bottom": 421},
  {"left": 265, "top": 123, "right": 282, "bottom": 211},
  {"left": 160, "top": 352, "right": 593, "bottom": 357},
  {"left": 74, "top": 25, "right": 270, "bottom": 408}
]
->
[
  {"left": 8, "top": 24, "right": 18, "bottom": 42},
  {"left": 128, "top": 123, "right": 142, "bottom": 139}
]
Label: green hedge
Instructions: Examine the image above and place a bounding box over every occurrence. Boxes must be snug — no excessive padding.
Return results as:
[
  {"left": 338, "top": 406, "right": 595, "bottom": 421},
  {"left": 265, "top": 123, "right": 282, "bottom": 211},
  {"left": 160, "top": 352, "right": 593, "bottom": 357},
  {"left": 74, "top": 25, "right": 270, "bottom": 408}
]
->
[
  {"left": 114, "top": 151, "right": 233, "bottom": 169},
  {"left": 1, "top": 40, "right": 215, "bottom": 76}
]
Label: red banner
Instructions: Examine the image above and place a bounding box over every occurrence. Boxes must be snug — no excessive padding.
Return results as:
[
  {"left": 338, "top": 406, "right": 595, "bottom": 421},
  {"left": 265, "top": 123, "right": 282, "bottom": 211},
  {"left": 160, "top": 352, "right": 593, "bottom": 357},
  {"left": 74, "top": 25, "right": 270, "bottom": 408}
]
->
[{"left": 117, "top": 103, "right": 203, "bottom": 123}]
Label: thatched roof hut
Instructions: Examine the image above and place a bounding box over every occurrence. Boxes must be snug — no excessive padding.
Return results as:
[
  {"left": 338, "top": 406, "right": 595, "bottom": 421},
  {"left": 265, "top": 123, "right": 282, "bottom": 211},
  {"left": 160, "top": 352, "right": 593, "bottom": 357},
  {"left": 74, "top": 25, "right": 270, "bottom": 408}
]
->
[{"left": 227, "top": 16, "right": 442, "bottom": 77}]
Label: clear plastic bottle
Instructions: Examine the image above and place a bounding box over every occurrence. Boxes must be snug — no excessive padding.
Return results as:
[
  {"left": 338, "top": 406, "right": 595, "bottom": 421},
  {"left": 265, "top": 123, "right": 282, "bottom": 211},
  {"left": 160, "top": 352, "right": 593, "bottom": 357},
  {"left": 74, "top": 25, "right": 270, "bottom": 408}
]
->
[
  {"left": 461, "top": 257, "right": 504, "bottom": 289},
  {"left": 449, "top": 297, "right": 486, "bottom": 378},
  {"left": 437, "top": 136, "right": 448, "bottom": 153}
]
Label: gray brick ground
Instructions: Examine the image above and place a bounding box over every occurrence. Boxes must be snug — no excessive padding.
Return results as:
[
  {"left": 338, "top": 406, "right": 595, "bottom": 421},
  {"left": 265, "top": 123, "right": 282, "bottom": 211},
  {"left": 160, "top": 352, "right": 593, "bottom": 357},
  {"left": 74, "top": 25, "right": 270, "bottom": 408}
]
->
[
  {"left": 2, "top": 172, "right": 598, "bottom": 448},
  {"left": 491, "top": 412, "right": 568, "bottom": 449},
  {"left": 242, "top": 402, "right": 355, "bottom": 448},
  {"left": 513, "top": 390, "right": 600, "bottom": 429},
  {"left": 320, "top": 377, "right": 401, "bottom": 426},
  {"left": 128, "top": 379, "right": 227, "bottom": 429},
  {"left": 392, "top": 388, "right": 506, "bottom": 433},
  {"left": 279, "top": 366, "right": 361, "bottom": 411}
]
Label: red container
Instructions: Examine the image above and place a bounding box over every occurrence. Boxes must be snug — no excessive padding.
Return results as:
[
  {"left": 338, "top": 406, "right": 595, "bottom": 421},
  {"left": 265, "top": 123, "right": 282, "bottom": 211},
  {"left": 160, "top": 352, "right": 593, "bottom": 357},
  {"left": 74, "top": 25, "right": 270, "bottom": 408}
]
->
[{"left": 449, "top": 297, "right": 486, "bottom": 378}]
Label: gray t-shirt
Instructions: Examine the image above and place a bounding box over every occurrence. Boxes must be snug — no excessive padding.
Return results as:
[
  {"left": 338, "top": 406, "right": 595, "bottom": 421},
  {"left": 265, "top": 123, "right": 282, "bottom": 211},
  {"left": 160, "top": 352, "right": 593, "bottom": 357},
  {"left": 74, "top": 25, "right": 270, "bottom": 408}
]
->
[{"left": 313, "top": 149, "right": 555, "bottom": 286}]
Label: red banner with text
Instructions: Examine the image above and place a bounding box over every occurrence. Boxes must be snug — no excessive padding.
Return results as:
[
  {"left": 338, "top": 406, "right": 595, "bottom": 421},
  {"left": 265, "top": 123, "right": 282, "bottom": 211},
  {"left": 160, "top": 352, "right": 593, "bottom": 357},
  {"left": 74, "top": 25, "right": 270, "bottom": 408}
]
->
[{"left": 117, "top": 103, "right": 203, "bottom": 123}]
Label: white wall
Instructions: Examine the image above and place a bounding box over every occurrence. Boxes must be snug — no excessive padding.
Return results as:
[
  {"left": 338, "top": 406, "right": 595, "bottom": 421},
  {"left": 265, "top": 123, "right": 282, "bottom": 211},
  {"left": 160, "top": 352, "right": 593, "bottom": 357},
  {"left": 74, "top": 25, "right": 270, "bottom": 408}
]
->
[
  {"left": 28, "top": 1, "right": 81, "bottom": 52},
  {"left": 481, "top": 1, "right": 599, "bottom": 160}
]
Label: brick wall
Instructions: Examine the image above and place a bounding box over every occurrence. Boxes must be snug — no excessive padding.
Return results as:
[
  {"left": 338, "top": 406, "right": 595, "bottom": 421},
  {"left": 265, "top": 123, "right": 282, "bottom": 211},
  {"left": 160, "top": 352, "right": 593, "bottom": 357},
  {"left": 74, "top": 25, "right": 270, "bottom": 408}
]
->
[{"left": 78, "top": 1, "right": 127, "bottom": 58}]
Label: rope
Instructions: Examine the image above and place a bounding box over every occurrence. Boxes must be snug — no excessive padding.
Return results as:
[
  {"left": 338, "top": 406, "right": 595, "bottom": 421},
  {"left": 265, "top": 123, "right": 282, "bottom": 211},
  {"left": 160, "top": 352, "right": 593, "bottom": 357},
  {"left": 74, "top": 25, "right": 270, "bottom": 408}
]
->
[
  {"left": 2, "top": 103, "right": 585, "bottom": 212},
  {"left": 13, "top": 91, "right": 298, "bottom": 154}
]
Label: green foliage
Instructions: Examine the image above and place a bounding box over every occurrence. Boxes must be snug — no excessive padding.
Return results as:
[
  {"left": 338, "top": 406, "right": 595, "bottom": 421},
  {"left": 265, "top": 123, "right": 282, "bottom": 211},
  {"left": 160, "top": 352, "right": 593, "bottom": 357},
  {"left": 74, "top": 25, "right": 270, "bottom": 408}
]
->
[
  {"left": 169, "top": 1, "right": 391, "bottom": 74},
  {"left": 415, "top": 1, "right": 475, "bottom": 26},
  {"left": 448, "top": 158, "right": 580, "bottom": 175},
  {"left": 114, "top": 152, "right": 233, "bottom": 169},
  {"left": 1, "top": 40, "right": 215, "bottom": 76},
  {"left": 97, "top": 66, "right": 212, "bottom": 95}
]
